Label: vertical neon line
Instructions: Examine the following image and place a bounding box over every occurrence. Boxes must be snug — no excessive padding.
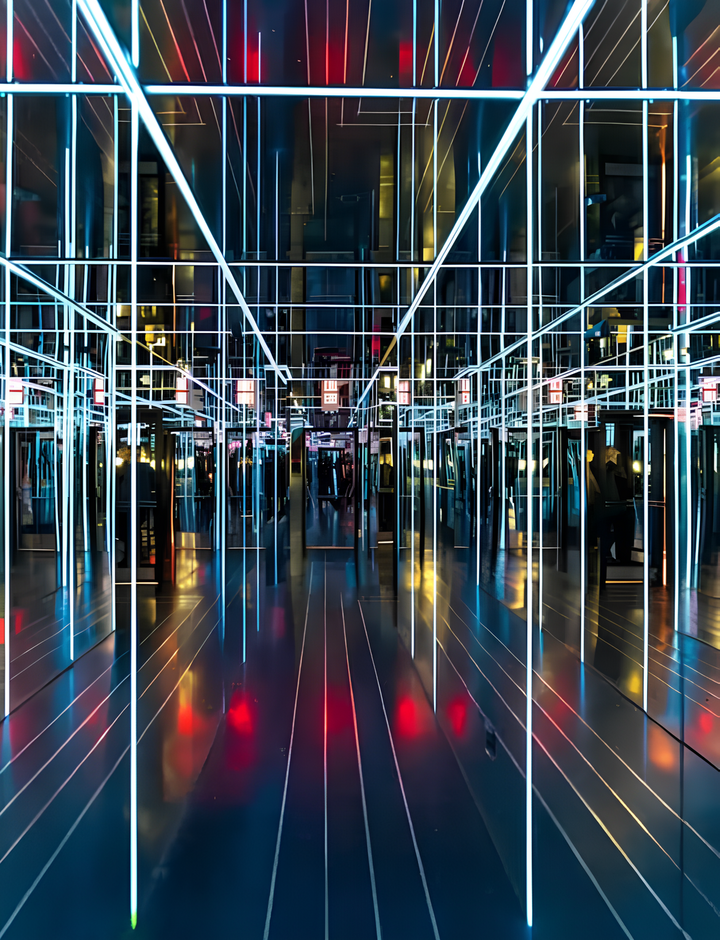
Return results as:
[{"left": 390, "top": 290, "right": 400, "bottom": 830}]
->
[
  {"left": 476, "top": 152, "right": 482, "bottom": 587},
  {"left": 672, "top": 38, "right": 679, "bottom": 632},
  {"left": 71, "top": 0, "right": 77, "bottom": 83},
  {"left": 432, "top": 282, "right": 437, "bottom": 714},
  {"left": 642, "top": 99, "right": 649, "bottom": 712},
  {"left": 110, "top": 95, "right": 118, "bottom": 635},
  {"left": 323, "top": 562, "right": 329, "bottom": 940},
  {"left": 410, "top": 284, "right": 415, "bottom": 658},
  {"left": 221, "top": 0, "right": 228, "bottom": 656},
  {"left": 499, "top": 238, "right": 507, "bottom": 555},
  {"left": 131, "top": 0, "right": 139, "bottom": 68},
  {"left": 432, "top": 96, "right": 438, "bottom": 714},
  {"left": 62, "top": 153, "right": 69, "bottom": 598},
  {"left": 537, "top": 102, "right": 543, "bottom": 631},
  {"left": 243, "top": 395, "right": 246, "bottom": 662},
  {"left": 684, "top": 154, "right": 692, "bottom": 590},
  {"left": 68, "top": 97, "right": 78, "bottom": 663},
  {"left": 256, "top": 341, "right": 260, "bottom": 632},
  {"left": 412, "top": 0, "right": 417, "bottom": 87},
  {"left": 526, "top": 0, "right": 533, "bottom": 77},
  {"left": 274, "top": 151, "right": 278, "bottom": 586},
  {"left": 222, "top": 0, "right": 227, "bottom": 83},
  {"left": 640, "top": 0, "right": 648, "bottom": 90},
  {"left": 434, "top": 0, "right": 439, "bottom": 87},
  {"left": 525, "top": 106, "right": 534, "bottom": 931},
  {"left": 243, "top": 0, "right": 248, "bottom": 265},
  {"left": 578, "top": 24, "right": 586, "bottom": 664},
  {"left": 396, "top": 106, "right": 401, "bottom": 262},
  {"left": 129, "top": 101, "right": 139, "bottom": 932},
  {"left": 3, "top": 91, "right": 11, "bottom": 718},
  {"left": 6, "top": 0, "right": 13, "bottom": 83}
]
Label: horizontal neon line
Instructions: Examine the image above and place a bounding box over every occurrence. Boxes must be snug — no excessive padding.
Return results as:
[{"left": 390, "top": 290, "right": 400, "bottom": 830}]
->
[
  {"left": 1, "top": 82, "right": 718, "bottom": 103},
  {"left": 145, "top": 84, "right": 525, "bottom": 100}
]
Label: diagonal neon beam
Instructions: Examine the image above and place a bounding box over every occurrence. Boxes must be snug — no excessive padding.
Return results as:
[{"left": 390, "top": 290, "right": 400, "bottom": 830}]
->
[
  {"left": 76, "top": 0, "right": 285, "bottom": 383},
  {"left": 477, "top": 209, "right": 720, "bottom": 375},
  {"left": 352, "top": 0, "right": 596, "bottom": 414},
  {"left": 0, "top": 256, "right": 252, "bottom": 414}
]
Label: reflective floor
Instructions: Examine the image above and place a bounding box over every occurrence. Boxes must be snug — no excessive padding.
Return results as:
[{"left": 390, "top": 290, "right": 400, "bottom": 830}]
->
[{"left": 0, "top": 548, "right": 719, "bottom": 938}]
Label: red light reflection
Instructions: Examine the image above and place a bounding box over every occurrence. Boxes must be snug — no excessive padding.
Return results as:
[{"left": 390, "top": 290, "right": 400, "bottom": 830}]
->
[
  {"left": 396, "top": 695, "right": 421, "bottom": 739},
  {"left": 447, "top": 696, "right": 468, "bottom": 737},
  {"left": 227, "top": 696, "right": 253, "bottom": 734}
]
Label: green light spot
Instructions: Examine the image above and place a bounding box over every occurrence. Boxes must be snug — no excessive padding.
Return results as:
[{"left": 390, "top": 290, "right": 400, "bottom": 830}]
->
[{"left": 131, "top": 911, "right": 137, "bottom": 930}]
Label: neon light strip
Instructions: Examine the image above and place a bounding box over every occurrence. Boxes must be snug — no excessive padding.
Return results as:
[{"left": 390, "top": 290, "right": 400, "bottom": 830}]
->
[
  {"left": 642, "top": 97, "right": 649, "bottom": 713},
  {"left": 129, "top": 102, "right": 138, "bottom": 932},
  {"left": 2, "top": 88, "right": 11, "bottom": 718},
  {"left": 0, "top": 83, "right": 717, "bottom": 102},
  {"left": 6, "top": 0, "right": 12, "bottom": 84},
  {"left": 353, "top": 0, "right": 595, "bottom": 411},
  {"left": 76, "top": 0, "right": 285, "bottom": 384},
  {"left": 145, "top": 83, "right": 525, "bottom": 99},
  {"left": 525, "top": 106, "right": 534, "bottom": 929},
  {"left": 323, "top": 563, "right": 329, "bottom": 940},
  {"left": 131, "top": 0, "right": 139, "bottom": 67}
]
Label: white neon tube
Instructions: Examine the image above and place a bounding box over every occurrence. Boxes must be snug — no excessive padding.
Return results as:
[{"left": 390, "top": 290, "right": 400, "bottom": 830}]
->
[
  {"left": 76, "top": 0, "right": 286, "bottom": 384},
  {"left": 0, "top": 82, "right": 716, "bottom": 102},
  {"left": 524, "top": 107, "right": 534, "bottom": 929},
  {"left": 129, "top": 102, "right": 139, "bottom": 932},
  {"left": 131, "top": 0, "right": 139, "bottom": 68},
  {"left": 642, "top": 98, "right": 649, "bottom": 713},
  {"left": 6, "top": 0, "right": 12, "bottom": 84},
  {"left": 354, "top": 0, "right": 595, "bottom": 411}
]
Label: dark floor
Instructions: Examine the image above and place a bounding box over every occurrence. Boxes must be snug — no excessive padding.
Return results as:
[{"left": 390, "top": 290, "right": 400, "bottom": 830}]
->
[{"left": 0, "top": 547, "right": 718, "bottom": 938}]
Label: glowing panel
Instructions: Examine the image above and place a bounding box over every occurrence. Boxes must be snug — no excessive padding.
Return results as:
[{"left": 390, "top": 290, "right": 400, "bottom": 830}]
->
[
  {"left": 6, "top": 378, "right": 23, "bottom": 406},
  {"left": 322, "top": 379, "right": 340, "bottom": 412},
  {"left": 701, "top": 377, "right": 718, "bottom": 404},
  {"left": 235, "top": 379, "right": 255, "bottom": 407},
  {"left": 93, "top": 378, "right": 105, "bottom": 406},
  {"left": 175, "top": 374, "right": 189, "bottom": 405}
]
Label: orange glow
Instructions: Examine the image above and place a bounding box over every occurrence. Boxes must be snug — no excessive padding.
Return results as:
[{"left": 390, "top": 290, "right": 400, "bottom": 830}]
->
[
  {"left": 648, "top": 722, "right": 677, "bottom": 771},
  {"left": 177, "top": 703, "right": 193, "bottom": 736}
]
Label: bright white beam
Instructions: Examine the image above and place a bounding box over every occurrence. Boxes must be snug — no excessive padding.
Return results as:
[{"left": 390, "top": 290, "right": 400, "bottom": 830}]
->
[
  {"left": 353, "top": 0, "right": 596, "bottom": 411},
  {"left": 0, "top": 83, "right": 718, "bottom": 103},
  {"left": 76, "top": 0, "right": 286, "bottom": 384},
  {"left": 145, "top": 84, "right": 525, "bottom": 100}
]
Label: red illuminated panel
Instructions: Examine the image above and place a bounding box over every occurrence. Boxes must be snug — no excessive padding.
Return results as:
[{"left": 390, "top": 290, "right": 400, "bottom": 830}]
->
[
  {"left": 549, "top": 379, "right": 563, "bottom": 405},
  {"left": 175, "top": 374, "right": 188, "bottom": 405},
  {"left": 701, "top": 377, "right": 718, "bottom": 404},
  {"left": 398, "top": 380, "right": 410, "bottom": 406},
  {"left": 7, "top": 378, "right": 24, "bottom": 406},
  {"left": 93, "top": 378, "right": 105, "bottom": 406}
]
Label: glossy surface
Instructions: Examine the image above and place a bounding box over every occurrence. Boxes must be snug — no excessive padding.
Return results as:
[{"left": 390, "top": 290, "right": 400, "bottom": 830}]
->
[{"left": 6, "top": 545, "right": 720, "bottom": 936}]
